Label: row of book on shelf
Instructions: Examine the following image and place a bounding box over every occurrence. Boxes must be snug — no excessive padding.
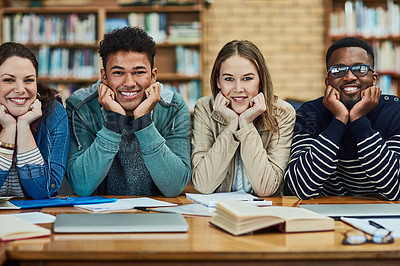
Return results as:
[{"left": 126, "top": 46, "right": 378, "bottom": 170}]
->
[
  {"left": 37, "top": 46, "right": 99, "bottom": 80},
  {"left": 2, "top": 12, "right": 200, "bottom": 45},
  {"left": 175, "top": 46, "right": 200, "bottom": 76},
  {"left": 2, "top": 13, "right": 97, "bottom": 44},
  {"left": 34, "top": 44, "right": 199, "bottom": 79},
  {"left": 163, "top": 80, "right": 200, "bottom": 112},
  {"left": 330, "top": 0, "right": 400, "bottom": 38},
  {"left": 52, "top": 80, "right": 200, "bottom": 112},
  {"left": 106, "top": 12, "right": 201, "bottom": 43},
  {"left": 372, "top": 40, "right": 400, "bottom": 74},
  {"left": 378, "top": 75, "right": 398, "bottom": 96}
]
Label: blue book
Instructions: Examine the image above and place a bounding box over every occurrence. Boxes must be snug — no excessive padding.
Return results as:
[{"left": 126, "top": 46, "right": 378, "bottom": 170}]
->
[
  {"left": 3, "top": 196, "right": 117, "bottom": 209},
  {"left": 105, "top": 18, "right": 128, "bottom": 33}
]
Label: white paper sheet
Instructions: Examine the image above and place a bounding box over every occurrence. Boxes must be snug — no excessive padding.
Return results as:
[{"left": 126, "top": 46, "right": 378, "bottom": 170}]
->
[
  {"left": 0, "top": 212, "right": 56, "bottom": 224},
  {"left": 341, "top": 217, "right": 400, "bottom": 238},
  {"left": 150, "top": 203, "right": 216, "bottom": 217},
  {"left": 74, "top": 197, "right": 177, "bottom": 212},
  {"left": 185, "top": 191, "right": 272, "bottom": 207},
  {"left": 0, "top": 197, "right": 13, "bottom": 201}
]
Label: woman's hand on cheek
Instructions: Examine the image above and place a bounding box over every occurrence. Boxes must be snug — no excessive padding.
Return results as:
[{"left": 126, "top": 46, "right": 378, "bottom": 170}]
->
[
  {"left": 239, "top": 92, "right": 266, "bottom": 128},
  {"left": 18, "top": 99, "right": 42, "bottom": 127},
  {"left": 0, "top": 103, "right": 16, "bottom": 129},
  {"left": 213, "top": 92, "right": 238, "bottom": 132}
]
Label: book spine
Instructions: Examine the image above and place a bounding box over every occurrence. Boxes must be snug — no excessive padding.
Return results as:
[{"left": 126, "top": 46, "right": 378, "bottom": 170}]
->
[{"left": 164, "top": 81, "right": 200, "bottom": 112}]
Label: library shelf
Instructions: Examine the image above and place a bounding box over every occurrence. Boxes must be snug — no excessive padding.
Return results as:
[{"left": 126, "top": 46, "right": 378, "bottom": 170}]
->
[
  {"left": 0, "top": 1, "right": 205, "bottom": 110},
  {"left": 326, "top": 0, "right": 400, "bottom": 96}
]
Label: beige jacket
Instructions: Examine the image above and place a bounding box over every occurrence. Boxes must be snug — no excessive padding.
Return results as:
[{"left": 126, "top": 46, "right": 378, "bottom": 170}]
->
[{"left": 191, "top": 96, "right": 295, "bottom": 196}]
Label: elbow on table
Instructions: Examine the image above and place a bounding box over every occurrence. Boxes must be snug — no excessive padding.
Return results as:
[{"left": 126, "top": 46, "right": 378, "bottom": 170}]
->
[
  {"left": 191, "top": 183, "right": 215, "bottom": 194},
  {"left": 161, "top": 184, "right": 187, "bottom": 197},
  {"left": 294, "top": 192, "right": 316, "bottom": 200},
  {"left": 162, "top": 190, "right": 181, "bottom": 198},
  {"left": 70, "top": 182, "right": 95, "bottom": 197}
]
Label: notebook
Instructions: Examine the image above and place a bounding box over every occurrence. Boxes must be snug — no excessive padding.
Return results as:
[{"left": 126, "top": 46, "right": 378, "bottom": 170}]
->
[
  {"left": 299, "top": 204, "right": 400, "bottom": 219},
  {"left": 1, "top": 196, "right": 117, "bottom": 209},
  {"left": 53, "top": 213, "right": 189, "bottom": 233}
]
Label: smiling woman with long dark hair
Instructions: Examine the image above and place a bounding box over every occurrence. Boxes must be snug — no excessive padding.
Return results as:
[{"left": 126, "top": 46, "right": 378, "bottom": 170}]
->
[{"left": 0, "top": 42, "right": 69, "bottom": 199}]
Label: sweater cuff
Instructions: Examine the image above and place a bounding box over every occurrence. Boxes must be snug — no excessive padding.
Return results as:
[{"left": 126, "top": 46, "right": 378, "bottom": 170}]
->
[
  {"left": 103, "top": 110, "right": 128, "bottom": 134},
  {"left": 349, "top": 115, "right": 374, "bottom": 142},
  {"left": 127, "top": 113, "right": 152, "bottom": 132},
  {"left": 323, "top": 117, "right": 348, "bottom": 146},
  {"left": 135, "top": 122, "right": 162, "bottom": 153},
  {"left": 16, "top": 148, "right": 44, "bottom": 167}
]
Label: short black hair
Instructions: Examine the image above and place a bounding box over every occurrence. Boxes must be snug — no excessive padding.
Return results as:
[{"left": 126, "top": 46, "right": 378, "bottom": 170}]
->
[
  {"left": 98, "top": 26, "right": 156, "bottom": 71},
  {"left": 325, "top": 37, "right": 374, "bottom": 69}
]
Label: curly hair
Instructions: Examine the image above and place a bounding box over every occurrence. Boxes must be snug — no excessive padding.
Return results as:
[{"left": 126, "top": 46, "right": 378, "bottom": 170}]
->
[
  {"left": 210, "top": 40, "right": 279, "bottom": 134},
  {"left": 98, "top": 26, "right": 156, "bottom": 71},
  {"left": 0, "top": 42, "right": 57, "bottom": 110}
]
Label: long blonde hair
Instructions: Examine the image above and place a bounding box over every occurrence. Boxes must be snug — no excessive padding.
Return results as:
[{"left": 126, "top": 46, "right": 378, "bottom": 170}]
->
[{"left": 210, "top": 40, "right": 279, "bottom": 134}]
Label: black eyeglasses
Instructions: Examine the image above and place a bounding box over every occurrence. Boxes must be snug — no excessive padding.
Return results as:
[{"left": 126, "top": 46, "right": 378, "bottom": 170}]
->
[
  {"left": 328, "top": 64, "right": 374, "bottom": 78},
  {"left": 342, "top": 229, "right": 394, "bottom": 245}
]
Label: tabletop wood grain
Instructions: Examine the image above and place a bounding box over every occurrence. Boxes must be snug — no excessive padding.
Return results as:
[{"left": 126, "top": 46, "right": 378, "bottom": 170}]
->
[{"left": 2, "top": 195, "right": 400, "bottom": 265}]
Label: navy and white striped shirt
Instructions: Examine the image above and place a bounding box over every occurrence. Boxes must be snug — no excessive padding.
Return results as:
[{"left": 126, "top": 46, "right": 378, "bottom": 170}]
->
[{"left": 284, "top": 95, "right": 400, "bottom": 201}]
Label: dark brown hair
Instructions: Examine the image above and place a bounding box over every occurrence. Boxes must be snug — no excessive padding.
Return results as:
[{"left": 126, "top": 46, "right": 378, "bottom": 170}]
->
[{"left": 0, "top": 42, "right": 57, "bottom": 110}]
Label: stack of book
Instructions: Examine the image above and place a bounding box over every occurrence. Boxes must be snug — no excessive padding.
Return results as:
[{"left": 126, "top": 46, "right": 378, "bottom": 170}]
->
[{"left": 168, "top": 21, "right": 201, "bottom": 43}]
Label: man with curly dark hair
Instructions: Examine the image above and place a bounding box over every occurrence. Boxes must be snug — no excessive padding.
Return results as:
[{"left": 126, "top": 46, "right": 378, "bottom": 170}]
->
[{"left": 66, "top": 26, "right": 191, "bottom": 197}]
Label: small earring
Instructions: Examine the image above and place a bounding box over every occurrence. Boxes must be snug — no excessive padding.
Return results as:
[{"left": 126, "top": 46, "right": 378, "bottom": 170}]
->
[{"left": 37, "top": 92, "right": 41, "bottom": 98}]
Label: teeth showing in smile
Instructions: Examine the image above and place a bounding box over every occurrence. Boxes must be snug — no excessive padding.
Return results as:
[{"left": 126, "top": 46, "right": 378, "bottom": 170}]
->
[
  {"left": 120, "top": 91, "right": 138, "bottom": 96},
  {"left": 232, "top": 97, "right": 246, "bottom": 101},
  {"left": 9, "top": 98, "right": 27, "bottom": 103},
  {"left": 343, "top": 87, "right": 358, "bottom": 92}
]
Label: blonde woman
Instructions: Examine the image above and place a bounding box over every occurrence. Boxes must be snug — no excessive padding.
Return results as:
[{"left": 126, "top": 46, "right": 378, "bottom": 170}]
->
[{"left": 191, "top": 40, "right": 295, "bottom": 196}]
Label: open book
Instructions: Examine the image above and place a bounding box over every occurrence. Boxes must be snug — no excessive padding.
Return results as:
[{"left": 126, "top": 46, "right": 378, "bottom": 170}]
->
[
  {"left": 0, "top": 216, "right": 51, "bottom": 241},
  {"left": 210, "top": 201, "right": 334, "bottom": 235}
]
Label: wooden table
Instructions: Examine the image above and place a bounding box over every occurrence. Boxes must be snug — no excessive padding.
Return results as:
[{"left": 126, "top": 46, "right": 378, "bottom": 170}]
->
[{"left": 3, "top": 195, "right": 400, "bottom": 265}]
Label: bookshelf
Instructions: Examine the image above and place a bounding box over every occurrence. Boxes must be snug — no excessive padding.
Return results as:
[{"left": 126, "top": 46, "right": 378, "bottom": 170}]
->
[
  {"left": 326, "top": 0, "right": 400, "bottom": 96},
  {"left": 0, "top": 2, "right": 204, "bottom": 110}
]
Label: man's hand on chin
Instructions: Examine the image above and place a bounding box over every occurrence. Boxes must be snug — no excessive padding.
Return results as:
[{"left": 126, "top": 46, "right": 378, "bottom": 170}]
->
[
  {"left": 323, "top": 85, "right": 349, "bottom": 124},
  {"left": 98, "top": 83, "right": 126, "bottom": 116},
  {"left": 134, "top": 82, "right": 161, "bottom": 119},
  {"left": 349, "top": 86, "right": 381, "bottom": 123}
]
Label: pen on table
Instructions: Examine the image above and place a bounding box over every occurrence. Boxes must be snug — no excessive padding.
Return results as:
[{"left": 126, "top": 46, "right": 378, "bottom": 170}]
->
[
  {"left": 135, "top": 207, "right": 149, "bottom": 212},
  {"left": 253, "top": 198, "right": 264, "bottom": 201},
  {"left": 368, "top": 220, "right": 387, "bottom": 230},
  {"left": 368, "top": 220, "right": 393, "bottom": 238},
  {"left": 135, "top": 207, "right": 165, "bottom": 213}
]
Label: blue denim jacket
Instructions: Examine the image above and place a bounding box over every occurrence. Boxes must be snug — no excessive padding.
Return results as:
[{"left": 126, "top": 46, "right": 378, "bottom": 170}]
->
[{"left": 0, "top": 102, "right": 69, "bottom": 199}]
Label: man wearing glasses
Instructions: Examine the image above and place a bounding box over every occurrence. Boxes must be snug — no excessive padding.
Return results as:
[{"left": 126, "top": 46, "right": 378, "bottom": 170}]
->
[{"left": 284, "top": 37, "right": 400, "bottom": 201}]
